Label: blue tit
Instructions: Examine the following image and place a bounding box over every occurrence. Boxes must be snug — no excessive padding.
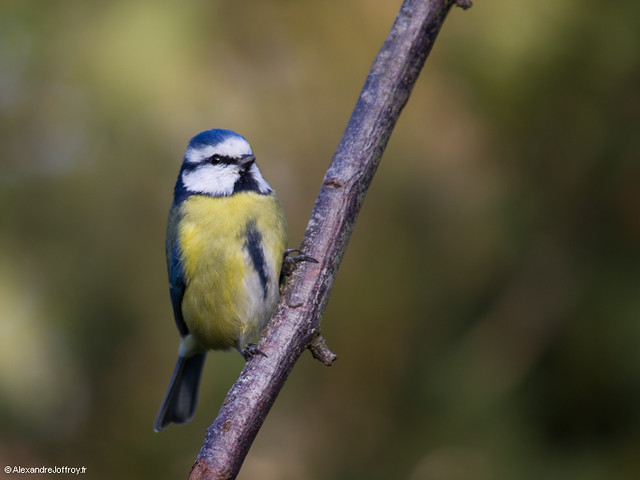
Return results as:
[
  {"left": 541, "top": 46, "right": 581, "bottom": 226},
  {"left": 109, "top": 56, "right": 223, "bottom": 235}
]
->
[{"left": 154, "top": 129, "right": 288, "bottom": 432}]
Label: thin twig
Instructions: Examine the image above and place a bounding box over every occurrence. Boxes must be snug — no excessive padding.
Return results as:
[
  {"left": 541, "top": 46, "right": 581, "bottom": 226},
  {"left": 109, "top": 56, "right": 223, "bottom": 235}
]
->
[
  {"left": 308, "top": 332, "right": 337, "bottom": 366},
  {"left": 189, "top": 1, "right": 469, "bottom": 478}
]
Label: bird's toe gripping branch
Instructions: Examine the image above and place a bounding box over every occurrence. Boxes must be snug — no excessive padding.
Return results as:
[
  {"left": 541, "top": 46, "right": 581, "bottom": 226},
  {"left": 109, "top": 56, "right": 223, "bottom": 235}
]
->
[
  {"left": 281, "top": 248, "right": 319, "bottom": 278},
  {"left": 240, "top": 343, "right": 267, "bottom": 360}
]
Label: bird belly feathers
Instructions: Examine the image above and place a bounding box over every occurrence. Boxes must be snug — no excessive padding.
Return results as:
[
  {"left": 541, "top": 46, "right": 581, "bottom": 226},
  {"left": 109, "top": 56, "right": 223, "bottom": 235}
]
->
[{"left": 177, "top": 193, "right": 287, "bottom": 351}]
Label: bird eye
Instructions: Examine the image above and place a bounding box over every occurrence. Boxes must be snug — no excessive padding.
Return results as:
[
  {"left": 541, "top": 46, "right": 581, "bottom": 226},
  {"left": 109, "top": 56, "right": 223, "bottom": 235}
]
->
[{"left": 208, "top": 155, "right": 221, "bottom": 164}]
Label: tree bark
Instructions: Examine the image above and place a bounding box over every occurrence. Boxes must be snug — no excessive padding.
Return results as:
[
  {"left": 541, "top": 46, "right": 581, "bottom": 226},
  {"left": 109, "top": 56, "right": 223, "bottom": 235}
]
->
[{"left": 189, "top": 1, "right": 471, "bottom": 478}]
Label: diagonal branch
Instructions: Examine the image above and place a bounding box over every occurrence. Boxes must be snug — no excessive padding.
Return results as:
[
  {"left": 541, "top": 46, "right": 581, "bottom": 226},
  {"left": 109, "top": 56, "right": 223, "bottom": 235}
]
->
[{"left": 189, "top": 1, "right": 470, "bottom": 478}]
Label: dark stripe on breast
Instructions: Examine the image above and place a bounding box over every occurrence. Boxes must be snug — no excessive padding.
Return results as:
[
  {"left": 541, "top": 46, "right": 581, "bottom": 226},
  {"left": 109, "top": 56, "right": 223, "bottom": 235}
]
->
[
  {"left": 234, "top": 173, "right": 262, "bottom": 194},
  {"left": 244, "top": 220, "right": 269, "bottom": 299}
]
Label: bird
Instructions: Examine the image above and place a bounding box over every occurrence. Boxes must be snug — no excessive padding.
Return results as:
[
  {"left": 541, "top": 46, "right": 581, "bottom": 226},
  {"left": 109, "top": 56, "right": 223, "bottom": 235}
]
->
[{"left": 154, "top": 128, "right": 289, "bottom": 432}]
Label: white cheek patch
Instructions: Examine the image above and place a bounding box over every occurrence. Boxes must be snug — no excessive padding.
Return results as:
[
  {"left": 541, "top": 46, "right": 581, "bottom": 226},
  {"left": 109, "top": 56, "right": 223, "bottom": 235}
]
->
[
  {"left": 182, "top": 164, "right": 239, "bottom": 196},
  {"left": 248, "top": 164, "right": 273, "bottom": 194},
  {"left": 185, "top": 137, "right": 253, "bottom": 164}
]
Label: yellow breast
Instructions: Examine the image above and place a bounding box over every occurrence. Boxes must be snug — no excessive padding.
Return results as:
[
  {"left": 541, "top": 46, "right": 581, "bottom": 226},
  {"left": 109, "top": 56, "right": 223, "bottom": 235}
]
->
[{"left": 178, "top": 193, "right": 287, "bottom": 351}]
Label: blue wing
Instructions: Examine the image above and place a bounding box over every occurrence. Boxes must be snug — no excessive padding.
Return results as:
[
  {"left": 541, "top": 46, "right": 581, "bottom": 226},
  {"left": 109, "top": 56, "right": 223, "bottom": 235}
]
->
[{"left": 166, "top": 205, "right": 189, "bottom": 337}]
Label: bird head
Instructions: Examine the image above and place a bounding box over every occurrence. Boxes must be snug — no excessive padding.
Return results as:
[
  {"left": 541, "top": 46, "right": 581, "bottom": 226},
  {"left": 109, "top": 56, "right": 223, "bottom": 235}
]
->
[{"left": 175, "top": 129, "right": 272, "bottom": 200}]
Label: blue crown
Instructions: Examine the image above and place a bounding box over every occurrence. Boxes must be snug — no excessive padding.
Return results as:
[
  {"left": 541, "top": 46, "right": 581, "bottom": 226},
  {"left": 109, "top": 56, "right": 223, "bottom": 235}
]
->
[{"left": 188, "top": 129, "right": 247, "bottom": 149}]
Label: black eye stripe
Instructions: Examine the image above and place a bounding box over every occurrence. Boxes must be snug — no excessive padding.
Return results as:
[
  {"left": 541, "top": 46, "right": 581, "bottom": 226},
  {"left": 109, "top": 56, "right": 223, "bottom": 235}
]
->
[
  {"left": 207, "top": 154, "right": 235, "bottom": 165},
  {"left": 180, "top": 159, "right": 225, "bottom": 173}
]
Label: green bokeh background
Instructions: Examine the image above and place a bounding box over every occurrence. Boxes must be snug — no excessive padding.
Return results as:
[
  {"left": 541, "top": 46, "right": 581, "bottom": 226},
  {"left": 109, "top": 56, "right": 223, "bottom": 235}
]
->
[{"left": 1, "top": 1, "right": 639, "bottom": 479}]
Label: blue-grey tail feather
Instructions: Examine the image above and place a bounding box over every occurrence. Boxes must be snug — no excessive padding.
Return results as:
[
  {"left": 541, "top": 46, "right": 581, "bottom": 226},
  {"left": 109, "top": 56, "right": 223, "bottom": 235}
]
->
[{"left": 154, "top": 353, "right": 207, "bottom": 432}]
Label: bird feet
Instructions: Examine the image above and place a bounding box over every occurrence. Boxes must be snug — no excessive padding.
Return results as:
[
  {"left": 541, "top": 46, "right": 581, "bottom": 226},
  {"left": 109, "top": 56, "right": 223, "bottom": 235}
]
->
[
  {"left": 281, "top": 248, "right": 318, "bottom": 277},
  {"left": 240, "top": 343, "right": 267, "bottom": 360}
]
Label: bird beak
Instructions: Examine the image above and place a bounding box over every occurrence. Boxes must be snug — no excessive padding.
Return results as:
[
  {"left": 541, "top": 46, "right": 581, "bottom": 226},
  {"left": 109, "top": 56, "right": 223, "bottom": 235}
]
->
[{"left": 238, "top": 154, "right": 256, "bottom": 170}]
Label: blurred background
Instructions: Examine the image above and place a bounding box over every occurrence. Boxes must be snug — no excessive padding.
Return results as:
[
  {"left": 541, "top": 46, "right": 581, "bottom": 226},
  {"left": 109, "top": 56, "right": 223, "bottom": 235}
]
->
[{"left": 1, "top": 0, "right": 639, "bottom": 479}]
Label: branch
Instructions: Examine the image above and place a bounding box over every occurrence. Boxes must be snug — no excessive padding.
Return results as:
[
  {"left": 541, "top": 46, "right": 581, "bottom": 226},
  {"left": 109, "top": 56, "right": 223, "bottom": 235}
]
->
[{"left": 189, "top": 1, "right": 470, "bottom": 478}]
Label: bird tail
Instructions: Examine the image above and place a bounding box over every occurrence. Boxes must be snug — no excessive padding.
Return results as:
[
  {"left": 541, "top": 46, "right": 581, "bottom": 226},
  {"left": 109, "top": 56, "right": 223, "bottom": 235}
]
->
[{"left": 154, "top": 353, "right": 207, "bottom": 432}]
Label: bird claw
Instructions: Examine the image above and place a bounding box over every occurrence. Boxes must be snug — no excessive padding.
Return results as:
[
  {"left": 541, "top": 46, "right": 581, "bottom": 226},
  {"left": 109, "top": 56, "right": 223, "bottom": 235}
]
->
[
  {"left": 241, "top": 343, "right": 267, "bottom": 360},
  {"left": 281, "top": 249, "right": 318, "bottom": 277}
]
